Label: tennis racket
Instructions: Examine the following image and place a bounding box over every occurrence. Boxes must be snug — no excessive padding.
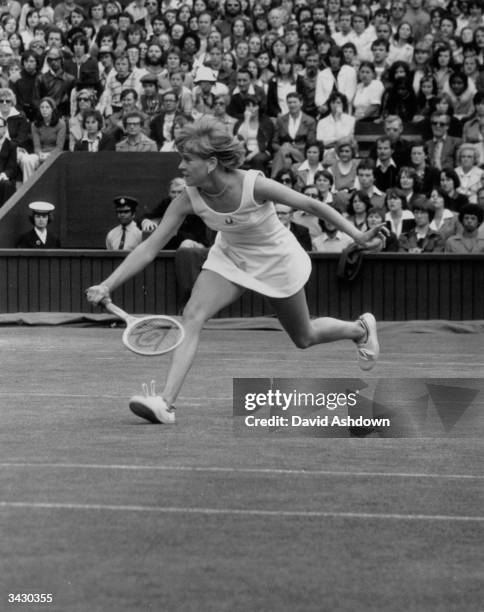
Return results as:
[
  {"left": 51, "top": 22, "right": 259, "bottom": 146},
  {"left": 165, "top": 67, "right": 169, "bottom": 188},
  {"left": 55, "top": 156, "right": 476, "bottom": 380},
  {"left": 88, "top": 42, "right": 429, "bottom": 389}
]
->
[{"left": 101, "top": 298, "right": 185, "bottom": 356}]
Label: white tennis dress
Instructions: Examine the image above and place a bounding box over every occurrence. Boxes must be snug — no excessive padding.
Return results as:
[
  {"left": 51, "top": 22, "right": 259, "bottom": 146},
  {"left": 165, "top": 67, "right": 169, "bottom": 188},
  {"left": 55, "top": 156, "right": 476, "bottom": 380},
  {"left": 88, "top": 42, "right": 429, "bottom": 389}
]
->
[{"left": 185, "top": 169, "right": 311, "bottom": 298}]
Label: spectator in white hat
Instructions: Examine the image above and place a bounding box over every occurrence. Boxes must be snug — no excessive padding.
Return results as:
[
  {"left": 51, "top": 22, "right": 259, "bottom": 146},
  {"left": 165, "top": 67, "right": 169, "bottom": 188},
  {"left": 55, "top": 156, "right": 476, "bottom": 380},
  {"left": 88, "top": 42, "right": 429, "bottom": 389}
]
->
[
  {"left": 192, "top": 65, "right": 228, "bottom": 119},
  {"left": 16, "top": 201, "right": 60, "bottom": 247}
]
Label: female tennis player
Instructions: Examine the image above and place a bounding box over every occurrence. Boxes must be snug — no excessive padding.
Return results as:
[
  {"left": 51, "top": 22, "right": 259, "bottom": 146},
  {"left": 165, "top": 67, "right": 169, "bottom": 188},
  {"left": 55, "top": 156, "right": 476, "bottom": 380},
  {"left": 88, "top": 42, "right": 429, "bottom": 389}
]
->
[{"left": 86, "top": 117, "right": 387, "bottom": 425}]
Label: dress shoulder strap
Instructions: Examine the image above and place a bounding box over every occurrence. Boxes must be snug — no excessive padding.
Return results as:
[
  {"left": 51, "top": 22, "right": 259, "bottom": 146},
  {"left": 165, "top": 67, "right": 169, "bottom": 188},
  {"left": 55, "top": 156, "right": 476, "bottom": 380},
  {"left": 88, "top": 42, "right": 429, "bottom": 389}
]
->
[{"left": 242, "top": 169, "right": 265, "bottom": 207}]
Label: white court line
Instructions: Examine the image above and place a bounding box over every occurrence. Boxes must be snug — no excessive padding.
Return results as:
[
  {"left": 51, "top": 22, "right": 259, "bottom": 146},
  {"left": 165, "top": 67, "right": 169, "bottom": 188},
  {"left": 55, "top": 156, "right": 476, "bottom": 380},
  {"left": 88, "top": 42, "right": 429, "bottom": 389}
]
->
[
  {"left": 0, "top": 463, "right": 481, "bottom": 480},
  {"left": 0, "top": 392, "right": 230, "bottom": 400},
  {"left": 0, "top": 501, "right": 482, "bottom": 522}
]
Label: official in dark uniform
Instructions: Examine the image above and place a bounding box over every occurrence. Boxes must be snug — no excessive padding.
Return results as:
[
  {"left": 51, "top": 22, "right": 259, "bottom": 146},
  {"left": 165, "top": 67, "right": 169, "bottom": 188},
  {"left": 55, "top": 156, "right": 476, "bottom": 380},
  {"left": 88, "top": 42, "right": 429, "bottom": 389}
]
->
[
  {"left": 16, "top": 201, "right": 60, "bottom": 248},
  {"left": 105, "top": 195, "right": 143, "bottom": 251}
]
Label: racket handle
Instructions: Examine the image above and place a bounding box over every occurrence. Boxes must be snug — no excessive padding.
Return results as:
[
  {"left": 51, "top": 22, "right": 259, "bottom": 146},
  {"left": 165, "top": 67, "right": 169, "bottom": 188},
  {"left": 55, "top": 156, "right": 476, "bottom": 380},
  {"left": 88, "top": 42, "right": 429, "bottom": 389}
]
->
[{"left": 101, "top": 298, "right": 130, "bottom": 322}]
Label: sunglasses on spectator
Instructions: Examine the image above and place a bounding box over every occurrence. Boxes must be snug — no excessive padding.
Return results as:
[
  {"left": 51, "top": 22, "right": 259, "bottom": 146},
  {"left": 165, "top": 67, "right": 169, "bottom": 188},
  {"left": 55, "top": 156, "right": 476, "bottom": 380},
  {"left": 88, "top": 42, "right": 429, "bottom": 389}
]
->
[
  {"left": 78, "top": 97, "right": 90, "bottom": 102},
  {"left": 0, "top": 99, "right": 12, "bottom": 103},
  {"left": 126, "top": 121, "right": 141, "bottom": 126},
  {"left": 431, "top": 121, "right": 449, "bottom": 126},
  {"left": 213, "top": 100, "right": 226, "bottom": 105}
]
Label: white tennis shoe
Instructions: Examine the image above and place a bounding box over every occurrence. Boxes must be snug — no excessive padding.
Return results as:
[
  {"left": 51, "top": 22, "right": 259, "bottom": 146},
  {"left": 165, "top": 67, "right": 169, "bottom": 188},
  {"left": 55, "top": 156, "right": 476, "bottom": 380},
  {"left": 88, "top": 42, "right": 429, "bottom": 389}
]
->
[
  {"left": 355, "top": 313, "right": 379, "bottom": 371},
  {"left": 129, "top": 381, "right": 175, "bottom": 424}
]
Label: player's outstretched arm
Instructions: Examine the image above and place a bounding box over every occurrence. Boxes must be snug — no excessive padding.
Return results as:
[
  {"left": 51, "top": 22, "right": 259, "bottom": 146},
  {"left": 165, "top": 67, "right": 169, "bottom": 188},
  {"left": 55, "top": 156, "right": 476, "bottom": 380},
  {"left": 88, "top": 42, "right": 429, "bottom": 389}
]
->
[
  {"left": 254, "top": 175, "right": 387, "bottom": 249},
  {"left": 86, "top": 193, "right": 193, "bottom": 304}
]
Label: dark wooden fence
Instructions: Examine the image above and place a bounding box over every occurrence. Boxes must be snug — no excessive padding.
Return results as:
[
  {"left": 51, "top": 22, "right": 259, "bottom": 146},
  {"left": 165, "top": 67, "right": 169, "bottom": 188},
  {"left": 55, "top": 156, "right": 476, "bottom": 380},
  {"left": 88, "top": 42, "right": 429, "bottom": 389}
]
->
[
  {"left": 0, "top": 153, "right": 482, "bottom": 320},
  {"left": 1, "top": 250, "right": 482, "bottom": 320}
]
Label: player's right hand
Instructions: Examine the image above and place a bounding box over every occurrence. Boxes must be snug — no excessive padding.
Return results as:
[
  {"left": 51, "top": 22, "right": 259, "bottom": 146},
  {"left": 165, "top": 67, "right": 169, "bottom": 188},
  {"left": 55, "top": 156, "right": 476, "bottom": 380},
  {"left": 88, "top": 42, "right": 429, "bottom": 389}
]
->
[
  {"left": 86, "top": 284, "right": 110, "bottom": 304},
  {"left": 358, "top": 223, "right": 389, "bottom": 250},
  {"left": 141, "top": 218, "right": 157, "bottom": 232}
]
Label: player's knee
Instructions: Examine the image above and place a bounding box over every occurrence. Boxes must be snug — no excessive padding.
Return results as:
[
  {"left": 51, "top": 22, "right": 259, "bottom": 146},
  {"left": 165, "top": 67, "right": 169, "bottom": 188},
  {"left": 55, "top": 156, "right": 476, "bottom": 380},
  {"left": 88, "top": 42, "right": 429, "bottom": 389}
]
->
[
  {"left": 292, "top": 333, "right": 313, "bottom": 350},
  {"left": 181, "top": 301, "right": 209, "bottom": 329}
]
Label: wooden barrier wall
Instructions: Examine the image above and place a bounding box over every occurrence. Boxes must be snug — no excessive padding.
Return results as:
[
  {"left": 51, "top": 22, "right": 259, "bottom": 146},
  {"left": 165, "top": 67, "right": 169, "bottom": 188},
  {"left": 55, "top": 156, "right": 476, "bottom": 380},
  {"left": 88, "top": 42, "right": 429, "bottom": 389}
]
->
[
  {"left": 0, "top": 153, "right": 181, "bottom": 248},
  {"left": 0, "top": 250, "right": 482, "bottom": 320}
]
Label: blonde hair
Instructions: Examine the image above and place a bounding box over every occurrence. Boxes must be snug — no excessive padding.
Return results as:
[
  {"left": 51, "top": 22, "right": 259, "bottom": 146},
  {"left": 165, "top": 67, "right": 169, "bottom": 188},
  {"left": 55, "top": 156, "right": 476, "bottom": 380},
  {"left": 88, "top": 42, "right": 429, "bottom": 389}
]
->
[{"left": 175, "top": 116, "right": 245, "bottom": 171}]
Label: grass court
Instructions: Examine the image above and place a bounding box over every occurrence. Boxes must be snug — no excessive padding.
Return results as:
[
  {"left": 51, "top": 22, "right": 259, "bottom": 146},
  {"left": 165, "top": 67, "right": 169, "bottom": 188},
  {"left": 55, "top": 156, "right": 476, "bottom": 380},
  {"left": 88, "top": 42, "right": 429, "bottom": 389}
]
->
[{"left": 1, "top": 322, "right": 483, "bottom": 612}]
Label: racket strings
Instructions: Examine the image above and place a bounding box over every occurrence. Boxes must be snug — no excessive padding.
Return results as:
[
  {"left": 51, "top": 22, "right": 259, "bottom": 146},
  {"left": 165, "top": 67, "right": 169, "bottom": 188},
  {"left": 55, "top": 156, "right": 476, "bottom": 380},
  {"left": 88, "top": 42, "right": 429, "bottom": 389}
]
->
[{"left": 125, "top": 317, "right": 183, "bottom": 355}]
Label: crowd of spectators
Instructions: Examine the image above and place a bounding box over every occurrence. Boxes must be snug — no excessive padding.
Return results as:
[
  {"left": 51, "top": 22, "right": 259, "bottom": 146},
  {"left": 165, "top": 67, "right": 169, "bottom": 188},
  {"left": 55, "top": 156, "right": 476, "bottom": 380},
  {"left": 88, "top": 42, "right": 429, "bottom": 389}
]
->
[{"left": 1, "top": 0, "right": 484, "bottom": 253}]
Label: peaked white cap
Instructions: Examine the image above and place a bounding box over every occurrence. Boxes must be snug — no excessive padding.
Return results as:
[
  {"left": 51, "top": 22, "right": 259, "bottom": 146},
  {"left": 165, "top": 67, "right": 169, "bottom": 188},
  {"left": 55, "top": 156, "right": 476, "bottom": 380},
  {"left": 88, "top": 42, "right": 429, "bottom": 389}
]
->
[{"left": 29, "top": 201, "right": 55, "bottom": 213}]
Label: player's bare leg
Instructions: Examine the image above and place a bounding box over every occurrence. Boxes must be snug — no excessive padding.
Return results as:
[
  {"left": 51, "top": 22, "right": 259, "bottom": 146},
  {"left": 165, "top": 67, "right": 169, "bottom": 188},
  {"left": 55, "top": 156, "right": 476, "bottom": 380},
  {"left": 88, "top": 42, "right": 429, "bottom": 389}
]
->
[
  {"left": 130, "top": 271, "right": 245, "bottom": 423},
  {"left": 269, "top": 290, "right": 363, "bottom": 346},
  {"left": 162, "top": 270, "right": 245, "bottom": 404},
  {"left": 268, "top": 289, "right": 379, "bottom": 369}
]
